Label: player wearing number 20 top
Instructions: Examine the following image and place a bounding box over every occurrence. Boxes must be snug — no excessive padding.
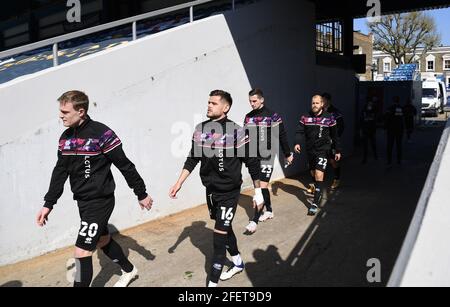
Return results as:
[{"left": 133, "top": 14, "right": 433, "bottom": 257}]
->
[{"left": 36, "top": 90, "right": 153, "bottom": 287}]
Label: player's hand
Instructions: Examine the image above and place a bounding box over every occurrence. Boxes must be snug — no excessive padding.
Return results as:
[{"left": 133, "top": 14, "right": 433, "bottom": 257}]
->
[
  {"left": 335, "top": 153, "right": 342, "bottom": 162},
  {"left": 294, "top": 145, "right": 301, "bottom": 154},
  {"left": 36, "top": 207, "right": 51, "bottom": 227},
  {"left": 169, "top": 183, "right": 182, "bottom": 199},
  {"left": 285, "top": 153, "right": 294, "bottom": 166},
  {"left": 253, "top": 188, "right": 265, "bottom": 210},
  {"left": 139, "top": 195, "right": 153, "bottom": 211}
]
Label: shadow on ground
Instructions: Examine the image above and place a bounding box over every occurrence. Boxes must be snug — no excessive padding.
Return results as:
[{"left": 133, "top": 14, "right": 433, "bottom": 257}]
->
[
  {"left": 245, "top": 123, "right": 444, "bottom": 287},
  {"left": 91, "top": 224, "right": 156, "bottom": 287}
]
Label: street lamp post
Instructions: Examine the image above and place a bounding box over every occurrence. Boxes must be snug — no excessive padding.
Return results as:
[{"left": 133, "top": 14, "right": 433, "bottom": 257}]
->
[{"left": 371, "top": 63, "right": 378, "bottom": 81}]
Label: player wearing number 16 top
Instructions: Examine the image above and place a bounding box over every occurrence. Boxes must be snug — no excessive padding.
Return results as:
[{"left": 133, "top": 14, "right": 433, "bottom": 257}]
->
[{"left": 169, "top": 90, "right": 263, "bottom": 287}]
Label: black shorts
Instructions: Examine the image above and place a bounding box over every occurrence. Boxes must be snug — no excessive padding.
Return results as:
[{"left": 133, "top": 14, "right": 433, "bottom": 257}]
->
[
  {"left": 206, "top": 189, "right": 240, "bottom": 232},
  {"left": 259, "top": 157, "right": 275, "bottom": 183},
  {"left": 308, "top": 152, "right": 329, "bottom": 172},
  {"left": 75, "top": 197, "right": 115, "bottom": 251}
]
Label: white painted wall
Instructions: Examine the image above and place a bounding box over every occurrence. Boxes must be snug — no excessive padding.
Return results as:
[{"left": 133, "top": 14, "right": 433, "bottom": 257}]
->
[
  {"left": 0, "top": 0, "right": 356, "bottom": 264},
  {"left": 397, "top": 120, "right": 450, "bottom": 287}
]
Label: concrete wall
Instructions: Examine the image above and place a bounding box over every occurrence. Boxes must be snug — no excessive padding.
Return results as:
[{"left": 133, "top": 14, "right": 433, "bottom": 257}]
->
[
  {"left": 401, "top": 120, "right": 450, "bottom": 286},
  {"left": 389, "top": 119, "right": 450, "bottom": 287},
  {"left": 358, "top": 81, "right": 423, "bottom": 126},
  {"left": 0, "top": 0, "right": 356, "bottom": 265}
]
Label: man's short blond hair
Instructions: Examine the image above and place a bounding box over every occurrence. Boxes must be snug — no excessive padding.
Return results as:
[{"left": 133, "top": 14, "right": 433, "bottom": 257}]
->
[
  {"left": 58, "top": 90, "right": 89, "bottom": 112},
  {"left": 312, "top": 94, "right": 323, "bottom": 102}
]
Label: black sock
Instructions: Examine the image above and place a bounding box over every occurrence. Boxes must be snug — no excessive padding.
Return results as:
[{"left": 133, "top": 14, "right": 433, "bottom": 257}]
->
[
  {"left": 252, "top": 206, "right": 262, "bottom": 224},
  {"left": 102, "top": 239, "right": 133, "bottom": 273},
  {"left": 313, "top": 182, "right": 323, "bottom": 205},
  {"left": 334, "top": 167, "right": 341, "bottom": 180},
  {"left": 210, "top": 233, "right": 227, "bottom": 284},
  {"left": 73, "top": 256, "right": 93, "bottom": 287},
  {"left": 262, "top": 188, "right": 272, "bottom": 212},
  {"left": 226, "top": 228, "right": 239, "bottom": 257}
]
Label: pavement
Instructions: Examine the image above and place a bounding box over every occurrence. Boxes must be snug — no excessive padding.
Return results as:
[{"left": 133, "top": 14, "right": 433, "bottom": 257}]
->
[{"left": 0, "top": 116, "right": 446, "bottom": 287}]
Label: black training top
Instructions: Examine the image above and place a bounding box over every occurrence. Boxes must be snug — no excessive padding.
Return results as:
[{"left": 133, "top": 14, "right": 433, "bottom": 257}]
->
[
  {"left": 361, "top": 105, "right": 378, "bottom": 131},
  {"left": 183, "top": 117, "right": 260, "bottom": 193},
  {"left": 385, "top": 104, "right": 405, "bottom": 132},
  {"left": 44, "top": 116, "right": 147, "bottom": 209},
  {"left": 295, "top": 110, "right": 341, "bottom": 154},
  {"left": 327, "top": 104, "right": 345, "bottom": 137},
  {"left": 243, "top": 106, "right": 292, "bottom": 159}
]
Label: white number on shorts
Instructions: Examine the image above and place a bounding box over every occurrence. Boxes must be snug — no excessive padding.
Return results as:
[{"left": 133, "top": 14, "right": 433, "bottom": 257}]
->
[
  {"left": 261, "top": 165, "right": 273, "bottom": 174},
  {"left": 318, "top": 158, "right": 328, "bottom": 168},
  {"left": 79, "top": 222, "right": 99, "bottom": 238},
  {"left": 79, "top": 222, "right": 88, "bottom": 237},
  {"left": 220, "top": 207, "right": 234, "bottom": 221},
  {"left": 88, "top": 223, "right": 99, "bottom": 238}
]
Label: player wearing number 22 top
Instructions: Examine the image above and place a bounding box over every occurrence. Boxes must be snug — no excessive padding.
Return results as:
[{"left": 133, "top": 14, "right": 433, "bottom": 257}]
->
[{"left": 294, "top": 95, "right": 341, "bottom": 216}]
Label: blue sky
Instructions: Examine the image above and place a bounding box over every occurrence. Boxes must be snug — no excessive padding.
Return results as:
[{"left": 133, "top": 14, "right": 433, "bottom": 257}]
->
[{"left": 354, "top": 7, "right": 450, "bottom": 46}]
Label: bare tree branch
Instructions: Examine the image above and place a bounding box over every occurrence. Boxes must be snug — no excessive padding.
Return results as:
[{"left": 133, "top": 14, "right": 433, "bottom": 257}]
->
[{"left": 367, "top": 11, "right": 441, "bottom": 67}]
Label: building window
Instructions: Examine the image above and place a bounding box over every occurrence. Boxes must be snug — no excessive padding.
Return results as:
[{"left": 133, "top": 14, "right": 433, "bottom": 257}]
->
[
  {"left": 413, "top": 56, "right": 421, "bottom": 71},
  {"left": 444, "top": 59, "right": 450, "bottom": 70},
  {"left": 316, "top": 21, "right": 343, "bottom": 54},
  {"left": 382, "top": 57, "right": 392, "bottom": 74},
  {"left": 426, "top": 54, "right": 436, "bottom": 72}
]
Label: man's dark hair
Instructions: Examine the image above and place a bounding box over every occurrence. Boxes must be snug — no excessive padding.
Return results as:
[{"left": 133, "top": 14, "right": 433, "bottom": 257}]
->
[
  {"left": 210, "top": 90, "right": 233, "bottom": 108},
  {"left": 321, "top": 92, "right": 332, "bottom": 101},
  {"left": 249, "top": 88, "right": 264, "bottom": 98}
]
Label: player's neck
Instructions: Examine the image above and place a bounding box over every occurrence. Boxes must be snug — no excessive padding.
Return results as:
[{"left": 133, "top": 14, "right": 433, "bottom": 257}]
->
[{"left": 212, "top": 114, "right": 227, "bottom": 122}]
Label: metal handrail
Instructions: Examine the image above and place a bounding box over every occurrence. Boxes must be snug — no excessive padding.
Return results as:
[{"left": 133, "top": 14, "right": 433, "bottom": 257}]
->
[{"left": 0, "top": 0, "right": 236, "bottom": 63}]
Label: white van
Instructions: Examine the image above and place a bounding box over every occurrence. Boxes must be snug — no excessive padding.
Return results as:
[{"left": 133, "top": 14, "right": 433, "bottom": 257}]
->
[{"left": 421, "top": 79, "right": 447, "bottom": 117}]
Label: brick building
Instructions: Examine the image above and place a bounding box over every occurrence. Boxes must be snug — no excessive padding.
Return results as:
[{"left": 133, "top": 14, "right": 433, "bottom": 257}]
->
[{"left": 354, "top": 31, "right": 374, "bottom": 81}]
